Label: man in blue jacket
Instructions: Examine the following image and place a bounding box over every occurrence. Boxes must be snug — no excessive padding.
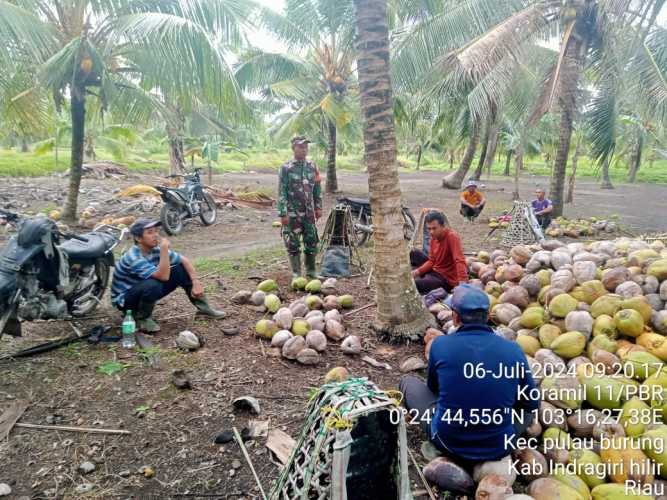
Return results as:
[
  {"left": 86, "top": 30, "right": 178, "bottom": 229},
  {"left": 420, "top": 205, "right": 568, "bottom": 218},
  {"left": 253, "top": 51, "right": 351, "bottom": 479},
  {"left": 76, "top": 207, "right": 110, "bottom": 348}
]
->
[{"left": 399, "top": 284, "right": 539, "bottom": 464}]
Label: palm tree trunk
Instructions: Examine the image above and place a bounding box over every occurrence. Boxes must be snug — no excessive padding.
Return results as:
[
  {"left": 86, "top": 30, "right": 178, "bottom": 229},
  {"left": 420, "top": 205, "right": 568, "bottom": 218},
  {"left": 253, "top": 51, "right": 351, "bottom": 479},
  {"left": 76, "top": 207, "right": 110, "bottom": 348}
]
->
[
  {"left": 442, "top": 126, "right": 479, "bottom": 189},
  {"left": 353, "top": 0, "right": 433, "bottom": 340},
  {"left": 483, "top": 123, "right": 500, "bottom": 178},
  {"left": 416, "top": 144, "right": 422, "bottom": 171},
  {"left": 600, "top": 156, "right": 614, "bottom": 189},
  {"left": 627, "top": 133, "right": 643, "bottom": 183},
  {"left": 504, "top": 150, "right": 513, "bottom": 176},
  {"left": 167, "top": 126, "right": 186, "bottom": 175},
  {"left": 566, "top": 138, "right": 581, "bottom": 203},
  {"left": 325, "top": 119, "right": 338, "bottom": 192},
  {"left": 513, "top": 140, "right": 524, "bottom": 200},
  {"left": 549, "top": 38, "right": 583, "bottom": 217},
  {"left": 63, "top": 85, "right": 86, "bottom": 222},
  {"left": 472, "top": 121, "right": 489, "bottom": 180}
]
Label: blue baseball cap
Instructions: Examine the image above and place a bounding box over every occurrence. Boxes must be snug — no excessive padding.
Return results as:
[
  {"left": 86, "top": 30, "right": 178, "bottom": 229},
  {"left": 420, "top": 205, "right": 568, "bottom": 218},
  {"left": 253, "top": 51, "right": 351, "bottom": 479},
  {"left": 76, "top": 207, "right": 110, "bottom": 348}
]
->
[{"left": 445, "top": 284, "right": 490, "bottom": 315}]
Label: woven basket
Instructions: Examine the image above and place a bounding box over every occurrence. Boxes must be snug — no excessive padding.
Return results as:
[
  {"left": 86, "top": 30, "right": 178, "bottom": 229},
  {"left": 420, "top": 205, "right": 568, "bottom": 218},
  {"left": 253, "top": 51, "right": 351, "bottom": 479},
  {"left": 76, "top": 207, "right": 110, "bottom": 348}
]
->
[
  {"left": 500, "top": 201, "right": 544, "bottom": 248},
  {"left": 269, "top": 378, "right": 412, "bottom": 500}
]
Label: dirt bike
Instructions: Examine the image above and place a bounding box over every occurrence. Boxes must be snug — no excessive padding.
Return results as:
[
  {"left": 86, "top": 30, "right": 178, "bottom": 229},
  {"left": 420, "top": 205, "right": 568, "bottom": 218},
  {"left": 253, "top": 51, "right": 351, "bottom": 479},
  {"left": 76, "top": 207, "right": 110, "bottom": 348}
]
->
[
  {"left": 336, "top": 196, "right": 416, "bottom": 246},
  {"left": 155, "top": 168, "right": 217, "bottom": 235},
  {"left": 0, "top": 209, "right": 127, "bottom": 337}
]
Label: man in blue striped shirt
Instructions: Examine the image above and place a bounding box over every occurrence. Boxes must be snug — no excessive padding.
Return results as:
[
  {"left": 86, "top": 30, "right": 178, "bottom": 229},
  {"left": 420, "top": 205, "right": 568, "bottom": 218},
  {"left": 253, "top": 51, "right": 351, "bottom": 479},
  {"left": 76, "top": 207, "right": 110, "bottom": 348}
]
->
[{"left": 111, "top": 219, "right": 225, "bottom": 333}]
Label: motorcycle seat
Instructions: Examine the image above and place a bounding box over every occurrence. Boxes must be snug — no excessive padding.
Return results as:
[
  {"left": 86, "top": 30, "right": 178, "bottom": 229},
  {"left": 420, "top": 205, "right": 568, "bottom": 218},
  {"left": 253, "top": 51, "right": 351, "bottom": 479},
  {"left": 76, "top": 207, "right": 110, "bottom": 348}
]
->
[
  {"left": 59, "top": 232, "right": 115, "bottom": 260},
  {"left": 343, "top": 197, "right": 370, "bottom": 206}
]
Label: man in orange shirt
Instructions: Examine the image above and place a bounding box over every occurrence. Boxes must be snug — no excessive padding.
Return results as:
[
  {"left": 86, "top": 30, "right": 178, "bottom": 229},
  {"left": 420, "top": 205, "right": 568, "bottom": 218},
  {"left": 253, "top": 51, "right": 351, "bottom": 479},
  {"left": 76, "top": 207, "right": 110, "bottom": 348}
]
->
[
  {"left": 410, "top": 211, "right": 468, "bottom": 294},
  {"left": 459, "top": 180, "right": 486, "bottom": 221}
]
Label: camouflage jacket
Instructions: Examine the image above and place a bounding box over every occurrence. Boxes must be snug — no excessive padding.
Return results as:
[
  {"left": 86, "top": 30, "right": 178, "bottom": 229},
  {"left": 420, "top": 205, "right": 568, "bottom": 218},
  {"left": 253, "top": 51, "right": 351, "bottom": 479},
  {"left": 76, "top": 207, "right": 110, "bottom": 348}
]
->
[{"left": 277, "top": 159, "right": 322, "bottom": 223}]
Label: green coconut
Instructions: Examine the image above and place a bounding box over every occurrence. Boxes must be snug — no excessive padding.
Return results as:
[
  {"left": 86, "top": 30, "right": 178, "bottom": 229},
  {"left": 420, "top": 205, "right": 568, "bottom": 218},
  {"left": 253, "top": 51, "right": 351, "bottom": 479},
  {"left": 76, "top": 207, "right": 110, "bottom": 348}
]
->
[
  {"left": 614, "top": 309, "right": 645, "bottom": 338},
  {"left": 590, "top": 294, "right": 623, "bottom": 318},
  {"left": 593, "top": 314, "right": 617, "bottom": 338},
  {"left": 264, "top": 294, "right": 281, "bottom": 313},
  {"left": 520, "top": 306, "right": 548, "bottom": 329},
  {"left": 255, "top": 319, "right": 278, "bottom": 339},
  {"left": 549, "top": 293, "right": 578, "bottom": 319},
  {"left": 257, "top": 279, "right": 278, "bottom": 293},
  {"left": 291, "top": 318, "right": 310, "bottom": 336},
  {"left": 338, "top": 295, "right": 354, "bottom": 309},
  {"left": 291, "top": 277, "right": 308, "bottom": 290},
  {"left": 305, "top": 279, "right": 322, "bottom": 293}
]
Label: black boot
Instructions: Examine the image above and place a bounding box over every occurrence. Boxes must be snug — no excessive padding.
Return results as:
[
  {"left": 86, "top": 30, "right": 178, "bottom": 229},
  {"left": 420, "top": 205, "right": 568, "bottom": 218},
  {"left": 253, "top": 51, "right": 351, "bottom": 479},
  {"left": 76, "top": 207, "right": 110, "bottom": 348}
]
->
[
  {"left": 304, "top": 253, "right": 318, "bottom": 279},
  {"left": 288, "top": 253, "right": 302, "bottom": 278}
]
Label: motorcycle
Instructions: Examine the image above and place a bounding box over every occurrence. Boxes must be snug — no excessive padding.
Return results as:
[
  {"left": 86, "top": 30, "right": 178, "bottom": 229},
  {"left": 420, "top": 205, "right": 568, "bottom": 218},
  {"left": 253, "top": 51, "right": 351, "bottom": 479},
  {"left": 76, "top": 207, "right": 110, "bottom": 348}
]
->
[
  {"left": 337, "top": 196, "right": 416, "bottom": 246},
  {"left": 155, "top": 167, "right": 217, "bottom": 235},
  {"left": 0, "top": 209, "right": 127, "bottom": 337}
]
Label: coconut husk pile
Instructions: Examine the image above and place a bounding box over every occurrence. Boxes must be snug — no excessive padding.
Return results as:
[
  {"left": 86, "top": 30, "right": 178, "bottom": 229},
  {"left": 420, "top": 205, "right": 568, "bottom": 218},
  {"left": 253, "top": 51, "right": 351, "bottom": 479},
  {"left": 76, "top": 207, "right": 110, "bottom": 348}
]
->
[
  {"left": 205, "top": 185, "right": 274, "bottom": 210},
  {"left": 60, "top": 160, "right": 129, "bottom": 179},
  {"left": 545, "top": 217, "right": 624, "bottom": 239},
  {"left": 420, "top": 237, "right": 667, "bottom": 499}
]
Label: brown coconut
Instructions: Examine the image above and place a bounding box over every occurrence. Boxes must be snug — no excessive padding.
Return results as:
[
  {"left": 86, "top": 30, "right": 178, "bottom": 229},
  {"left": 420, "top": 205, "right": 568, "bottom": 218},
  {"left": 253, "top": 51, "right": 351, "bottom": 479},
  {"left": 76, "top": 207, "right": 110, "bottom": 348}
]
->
[
  {"left": 296, "top": 348, "right": 320, "bottom": 365},
  {"left": 510, "top": 245, "right": 532, "bottom": 265},
  {"left": 423, "top": 457, "right": 475, "bottom": 494},
  {"left": 325, "top": 319, "right": 346, "bottom": 340},
  {"left": 491, "top": 303, "right": 522, "bottom": 325},
  {"left": 475, "top": 474, "right": 513, "bottom": 500},
  {"left": 511, "top": 448, "right": 548, "bottom": 482},
  {"left": 305, "top": 330, "right": 327, "bottom": 352},
  {"left": 499, "top": 287, "right": 530, "bottom": 309},
  {"left": 602, "top": 267, "right": 630, "bottom": 291}
]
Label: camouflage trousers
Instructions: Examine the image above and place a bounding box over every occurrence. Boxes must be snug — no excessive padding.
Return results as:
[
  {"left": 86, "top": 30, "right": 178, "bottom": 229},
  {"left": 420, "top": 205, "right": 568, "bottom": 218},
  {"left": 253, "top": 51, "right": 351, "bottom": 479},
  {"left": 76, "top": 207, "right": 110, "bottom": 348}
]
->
[{"left": 282, "top": 219, "right": 319, "bottom": 255}]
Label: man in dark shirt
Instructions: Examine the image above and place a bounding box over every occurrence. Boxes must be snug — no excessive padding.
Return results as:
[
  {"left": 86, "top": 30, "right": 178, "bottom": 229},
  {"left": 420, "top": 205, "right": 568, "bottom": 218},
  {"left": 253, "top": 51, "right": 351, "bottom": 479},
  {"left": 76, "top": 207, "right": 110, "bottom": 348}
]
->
[
  {"left": 398, "top": 284, "right": 539, "bottom": 463},
  {"left": 410, "top": 211, "right": 468, "bottom": 294}
]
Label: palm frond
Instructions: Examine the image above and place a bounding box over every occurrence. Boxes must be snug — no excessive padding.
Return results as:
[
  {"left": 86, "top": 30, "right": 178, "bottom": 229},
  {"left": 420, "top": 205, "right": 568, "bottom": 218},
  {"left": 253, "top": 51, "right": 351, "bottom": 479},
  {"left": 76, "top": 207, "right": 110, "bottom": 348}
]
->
[
  {"left": 0, "top": 0, "right": 55, "bottom": 63},
  {"left": 586, "top": 73, "right": 618, "bottom": 165}
]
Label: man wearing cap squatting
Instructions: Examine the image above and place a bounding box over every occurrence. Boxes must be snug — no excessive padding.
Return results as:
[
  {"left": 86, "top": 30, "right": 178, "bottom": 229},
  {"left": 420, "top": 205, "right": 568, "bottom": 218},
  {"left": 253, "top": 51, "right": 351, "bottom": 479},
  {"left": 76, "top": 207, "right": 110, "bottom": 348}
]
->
[
  {"left": 459, "top": 180, "right": 486, "bottom": 222},
  {"left": 399, "top": 284, "right": 539, "bottom": 464},
  {"left": 110, "top": 219, "right": 225, "bottom": 333},
  {"left": 277, "top": 136, "right": 323, "bottom": 279}
]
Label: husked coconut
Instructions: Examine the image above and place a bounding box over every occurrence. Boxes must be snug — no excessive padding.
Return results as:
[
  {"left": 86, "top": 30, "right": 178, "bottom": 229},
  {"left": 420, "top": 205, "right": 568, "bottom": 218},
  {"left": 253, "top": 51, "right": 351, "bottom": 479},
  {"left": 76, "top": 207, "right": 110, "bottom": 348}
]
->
[
  {"left": 250, "top": 290, "right": 266, "bottom": 306},
  {"left": 296, "top": 348, "right": 320, "bottom": 365},
  {"left": 324, "top": 309, "right": 343, "bottom": 324},
  {"left": 615, "top": 280, "right": 643, "bottom": 299},
  {"left": 325, "top": 319, "right": 346, "bottom": 340},
  {"left": 475, "top": 475, "right": 513, "bottom": 500},
  {"left": 290, "top": 301, "right": 309, "bottom": 318},
  {"left": 572, "top": 261, "right": 597, "bottom": 285},
  {"left": 306, "top": 315, "right": 326, "bottom": 332},
  {"left": 341, "top": 335, "right": 362, "bottom": 354},
  {"left": 510, "top": 245, "right": 532, "bottom": 265},
  {"left": 519, "top": 274, "right": 541, "bottom": 297},
  {"left": 271, "top": 330, "right": 293, "bottom": 348},
  {"left": 565, "top": 310, "right": 593, "bottom": 339},
  {"left": 305, "top": 330, "right": 327, "bottom": 352},
  {"left": 551, "top": 269, "right": 576, "bottom": 292},
  {"left": 499, "top": 286, "right": 530, "bottom": 309},
  {"left": 323, "top": 295, "right": 339, "bottom": 311},
  {"left": 273, "top": 307, "right": 294, "bottom": 330},
  {"left": 305, "top": 310, "right": 324, "bottom": 320},
  {"left": 282, "top": 336, "right": 306, "bottom": 359},
  {"left": 643, "top": 275, "right": 659, "bottom": 294},
  {"left": 491, "top": 303, "right": 522, "bottom": 325}
]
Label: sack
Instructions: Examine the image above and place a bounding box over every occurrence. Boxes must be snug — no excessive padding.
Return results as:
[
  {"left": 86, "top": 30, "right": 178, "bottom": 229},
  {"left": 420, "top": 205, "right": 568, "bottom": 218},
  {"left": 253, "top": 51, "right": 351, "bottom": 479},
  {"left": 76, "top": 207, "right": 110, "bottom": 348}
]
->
[{"left": 320, "top": 245, "right": 351, "bottom": 277}]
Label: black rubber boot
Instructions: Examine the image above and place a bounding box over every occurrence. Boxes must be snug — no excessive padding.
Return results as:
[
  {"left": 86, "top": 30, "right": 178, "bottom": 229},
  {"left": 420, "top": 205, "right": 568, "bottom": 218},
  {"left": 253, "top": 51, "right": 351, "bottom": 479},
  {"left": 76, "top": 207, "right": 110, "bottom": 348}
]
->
[
  {"left": 288, "top": 253, "right": 302, "bottom": 278},
  {"left": 304, "top": 253, "right": 318, "bottom": 279}
]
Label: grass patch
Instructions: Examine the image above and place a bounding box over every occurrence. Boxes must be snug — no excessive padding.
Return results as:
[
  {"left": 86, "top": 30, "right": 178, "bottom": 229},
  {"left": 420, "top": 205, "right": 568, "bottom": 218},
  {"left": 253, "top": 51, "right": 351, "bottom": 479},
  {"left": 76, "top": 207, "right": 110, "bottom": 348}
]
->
[
  {"left": 3, "top": 145, "right": 667, "bottom": 185},
  {"left": 194, "top": 244, "right": 284, "bottom": 277}
]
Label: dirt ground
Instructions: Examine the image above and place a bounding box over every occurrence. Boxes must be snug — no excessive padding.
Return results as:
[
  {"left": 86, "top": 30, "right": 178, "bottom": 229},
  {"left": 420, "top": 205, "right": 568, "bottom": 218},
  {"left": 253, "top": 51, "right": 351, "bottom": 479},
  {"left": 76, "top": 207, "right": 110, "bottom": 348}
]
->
[{"left": 1, "top": 168, "right": 666, "bottom": 499}]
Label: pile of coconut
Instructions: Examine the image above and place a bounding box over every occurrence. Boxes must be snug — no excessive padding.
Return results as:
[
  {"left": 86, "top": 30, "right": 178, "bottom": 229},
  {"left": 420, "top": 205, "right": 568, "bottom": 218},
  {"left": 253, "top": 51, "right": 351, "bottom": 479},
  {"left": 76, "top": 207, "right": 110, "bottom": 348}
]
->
[
  {"left": 419, "top": 237, "right": 667, "bottom": 499},
  {"left": 232, "top": 278, "right": 361, "bottom": 365}
]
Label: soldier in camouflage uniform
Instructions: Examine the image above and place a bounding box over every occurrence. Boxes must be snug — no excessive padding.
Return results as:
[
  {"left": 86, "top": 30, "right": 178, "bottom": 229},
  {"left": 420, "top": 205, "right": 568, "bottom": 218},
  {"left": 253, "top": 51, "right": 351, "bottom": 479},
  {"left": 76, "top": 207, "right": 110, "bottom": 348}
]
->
[{"left": 277, "top": 136, "right": 323, "bottom": 279}]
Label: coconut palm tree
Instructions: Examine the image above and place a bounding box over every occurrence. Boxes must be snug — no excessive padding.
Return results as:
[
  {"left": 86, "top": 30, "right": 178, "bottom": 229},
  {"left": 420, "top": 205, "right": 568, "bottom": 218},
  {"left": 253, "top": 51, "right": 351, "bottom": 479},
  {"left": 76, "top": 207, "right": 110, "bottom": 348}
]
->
[
  {"left": 392, "top": 0, "right": 665, "bottom": 215},
  {"left": 235, "top": 48, "right": 358, "bottom": 189},
  {"left": 241, "top": 0, "right": 359, "bottom": 193},
  {"left": 352, "top": 0, "right": 432, "bottom": 340},
  {"left": 0, "top": 0, "right": 254, "bottom": 221}
]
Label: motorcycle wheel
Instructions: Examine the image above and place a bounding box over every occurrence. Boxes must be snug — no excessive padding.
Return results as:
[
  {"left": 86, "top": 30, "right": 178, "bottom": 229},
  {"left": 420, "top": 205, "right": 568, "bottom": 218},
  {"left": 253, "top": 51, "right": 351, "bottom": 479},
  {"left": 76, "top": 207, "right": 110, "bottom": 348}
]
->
[
  {"left": 70, "top": 260, "right": 111, "bottom": 317},
  {"left": 198, "top": 193, "right": 217, "bottom": 226},
  {"left": 402, "top": 207, "right": 416, "bottom": 241},
  {"left": 353, "top": 212, "right": 370, "bottom": 247},
  {"left": 160, "top": 203, "right": 184, "bottom": 235}
]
